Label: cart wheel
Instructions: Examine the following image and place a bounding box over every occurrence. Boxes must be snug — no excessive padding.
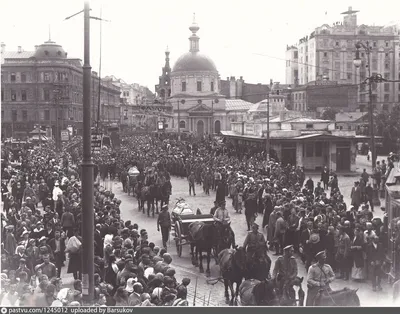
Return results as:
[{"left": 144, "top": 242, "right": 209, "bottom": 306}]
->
[{"left": 175, "top": 221, "right": 182, "bottom": 257}]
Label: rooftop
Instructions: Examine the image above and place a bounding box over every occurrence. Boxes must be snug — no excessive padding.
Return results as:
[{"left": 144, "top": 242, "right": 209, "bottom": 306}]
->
[
  {"left": 335, "top": 112, "right": 367, "bottom": 122},
  {"left": 225, "top": 99, "right": 253, "bottom": 111}
]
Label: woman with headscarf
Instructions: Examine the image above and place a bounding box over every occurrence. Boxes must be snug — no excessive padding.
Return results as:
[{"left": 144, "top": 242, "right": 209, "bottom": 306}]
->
[{"left": 113, "top": 287, "right": 129, "bottom": 306}]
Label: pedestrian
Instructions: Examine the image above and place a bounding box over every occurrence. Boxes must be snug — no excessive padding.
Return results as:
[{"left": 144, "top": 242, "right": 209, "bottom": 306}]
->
[
  {"left": 188, "top": 171, "right": 196, "bottom": 196},
  {"left": 366, "top": 235, "right": 384, "bottom": 291},
  {"left": 320, "top": 166, "right": 330, "bottom": 190},
  {"left": 157, "top": 205, "right": 171, "bottom": 250}
]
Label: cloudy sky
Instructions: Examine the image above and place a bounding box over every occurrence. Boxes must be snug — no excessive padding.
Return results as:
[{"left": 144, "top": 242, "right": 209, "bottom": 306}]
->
[{"left": 1, "top": 0, "right": 399, "bottom": 91}]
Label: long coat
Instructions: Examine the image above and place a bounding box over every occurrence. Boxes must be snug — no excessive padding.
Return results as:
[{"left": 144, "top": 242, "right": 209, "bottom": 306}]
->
[
  {"left": 267, "top": 211, "right": 277, "bottom": 243},
  {"left": 262, "top": 198, "right": 273, "bottom": 228},
  {"left": 350, "top": 186, "right": 361, "bottom": 207}
]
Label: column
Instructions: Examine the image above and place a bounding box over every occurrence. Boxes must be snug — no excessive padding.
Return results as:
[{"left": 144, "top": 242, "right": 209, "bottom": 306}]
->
[{"left": 296, "top": 142, "right": 303, "bottom": 167}]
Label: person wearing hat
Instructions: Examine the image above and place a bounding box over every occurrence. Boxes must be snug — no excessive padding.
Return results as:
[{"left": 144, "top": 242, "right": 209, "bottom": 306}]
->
[
  {"left": 157, "top": 204, "right": 171, "bottom": 250},
  {"left": 213, "top": 200, "right": 231, "bottom": 224},
  {"left": 336, "top": 225, "right": 351, "bottom": 281},
  {"left": 243, "top": 222, "right": 267, "bottom": 264},
  {"left": 306, "top": 251, "right": 335, "bottom": 306},
  {"left": 271, "top": 245, "right": 298, "bottom": 299},
  {"left": 366, "top": 234, "right": 384, "bottom": 292}
]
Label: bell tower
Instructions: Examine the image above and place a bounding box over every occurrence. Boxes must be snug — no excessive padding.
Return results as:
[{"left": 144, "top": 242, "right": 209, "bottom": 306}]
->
[{"left": 155, "top": 46, "right": 172, "bottom": 101}]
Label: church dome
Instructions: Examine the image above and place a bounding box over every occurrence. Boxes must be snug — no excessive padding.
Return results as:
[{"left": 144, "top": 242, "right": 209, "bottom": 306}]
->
[
  {"left": 33, "top": 40, "right": 68, "bottom": 59},
  {"left": 172, "top": 52, "right": 217, "bottom": 72}
]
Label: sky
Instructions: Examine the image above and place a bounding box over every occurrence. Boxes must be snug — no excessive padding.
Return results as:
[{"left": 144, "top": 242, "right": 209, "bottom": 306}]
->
[{"left": 1, "top": 0, "right": 400, "bottom": 92}]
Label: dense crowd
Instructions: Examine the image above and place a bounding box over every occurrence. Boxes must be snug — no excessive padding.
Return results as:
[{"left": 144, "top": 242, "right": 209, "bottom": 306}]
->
[
  {"left": 0, "top": 142, "right": 191, "bottom": 307},
  {"left": 1, "top": 133, "right": 399, "bottom": 307}
]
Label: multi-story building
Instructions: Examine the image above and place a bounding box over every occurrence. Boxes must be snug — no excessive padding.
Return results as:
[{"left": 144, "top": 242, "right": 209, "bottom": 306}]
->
[
  {"left": 285, "top": 7, "right": 400, "bottom": 111},
  {"left": 1, "top": 40, "right": 121, "bottom": 140},
  {"left": 290, "top": 79, "right": 358, "bottom": 113},
  {"left": 220, "top": 76, "right": 271, "bottom": 104}
]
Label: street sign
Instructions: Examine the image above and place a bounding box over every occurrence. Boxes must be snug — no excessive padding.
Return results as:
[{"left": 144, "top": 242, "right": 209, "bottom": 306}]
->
[
  {"left": 91, "top": 133, "right": 102, "bottom": 152},
  {"left": 61, "top": 130, "right": 69, "bottom": 142}
]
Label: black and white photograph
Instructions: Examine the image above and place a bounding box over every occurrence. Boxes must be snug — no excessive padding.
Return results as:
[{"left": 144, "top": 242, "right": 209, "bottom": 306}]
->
[{"left": 1, "top": 0, "right": 400, "bottom": 308}]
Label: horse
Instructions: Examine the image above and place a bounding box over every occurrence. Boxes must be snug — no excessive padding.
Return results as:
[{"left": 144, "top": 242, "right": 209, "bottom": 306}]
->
[
  {"left": 313, "top": 288, "right": 360, "bottom": 306},
  {"left": 188, "top": 221, "right": 235, "bottom": 276},
  {"left": 237, "top": 279, "right": 279, "bottom": 306},
  {"left": 217, "top": 247, "right": 247, "bottom": 305},
  {"left": 245, "top": 246, "right": 272, "bottom": 281},
  {"left": 274, "top": 276, "right": 305, "bottom": 306},
  {"left": 159, "top": 180, "right": 171, "bottom": 210}
]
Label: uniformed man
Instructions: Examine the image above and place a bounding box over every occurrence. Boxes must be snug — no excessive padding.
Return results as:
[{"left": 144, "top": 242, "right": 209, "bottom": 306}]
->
[
  {"left": 306, "top": 251, "right": 335, "bottom": 306},
  {"left": 157, "top": 205, "right": 171, "bottom": 249},
  {"left": 272, "top": 245, "right": 298, "bottom": 298},
  {"left": 213, "top": 200, "right": 230, "bottom": 224},
  {"left": 243, "top": 223, "right": 267, "bottom": 261}
]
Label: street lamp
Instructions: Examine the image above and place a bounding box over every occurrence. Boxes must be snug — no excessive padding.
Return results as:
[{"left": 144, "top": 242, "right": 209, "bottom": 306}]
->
[
  {"left": 353, "top": 41, "right": 381, "bottom": 206},
  {"left": 266, "top": 94, "right": 270, "bottom": 162}
]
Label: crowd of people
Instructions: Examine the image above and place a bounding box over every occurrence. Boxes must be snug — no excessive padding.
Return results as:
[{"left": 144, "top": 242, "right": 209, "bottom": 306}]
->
[
  {"left": 1, "top": 133, "right": 399, "bottom": 306},
  {"left": 0, "top": 141, "right": 191, "bottom": 307}
]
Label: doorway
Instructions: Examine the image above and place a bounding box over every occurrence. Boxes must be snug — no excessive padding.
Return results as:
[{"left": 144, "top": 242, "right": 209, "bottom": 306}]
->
[
  {"left": 336, "top": 147, "right": 350, "bottom": 171},
  {"left": 197, "top": 120, "right": 204, "bottom": 135}
]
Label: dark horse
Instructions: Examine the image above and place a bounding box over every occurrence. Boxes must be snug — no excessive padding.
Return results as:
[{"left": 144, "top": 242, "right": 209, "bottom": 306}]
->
[
  {"left": 245, "top": 245, "right": 272, "bottom": 281},
  {"left": 217, "top": 247, "right": 247, "bottom": 305},
  {"left": 154, "top": 181, "right": 171, "bottom": 213},
  {"left": 237, "top": 279, "right": 279, "bottom": 306},
  {"left": 313, "top": 288, "right": 360, "bottom": 306},
  {"left": 188, "top": 221, "right": 235, "bottom": 276}
]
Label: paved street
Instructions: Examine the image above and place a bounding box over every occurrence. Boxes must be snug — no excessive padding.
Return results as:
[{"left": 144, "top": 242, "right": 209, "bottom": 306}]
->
[{"left": 59, "top": 155, "right": 394, "bottom": 306}]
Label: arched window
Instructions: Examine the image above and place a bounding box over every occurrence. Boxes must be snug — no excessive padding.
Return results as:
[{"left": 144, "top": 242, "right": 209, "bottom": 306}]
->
[{"left": 179, "top": 120, "right": 186, "bottom": 129}]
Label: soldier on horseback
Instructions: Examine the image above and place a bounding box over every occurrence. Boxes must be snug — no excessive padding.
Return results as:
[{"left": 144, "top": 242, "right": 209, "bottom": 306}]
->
[
  {"left": 306, "top": 251, "right": 335, "bottom": 306},
  {"left": 243, "top": 223, "right": 269, "bottom": 278},
  {"left": 272, "top": 245, "right": 298, "bottom": 302}
]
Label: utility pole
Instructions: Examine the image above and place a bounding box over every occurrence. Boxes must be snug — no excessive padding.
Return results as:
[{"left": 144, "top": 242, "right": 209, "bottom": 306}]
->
[
  {"left": 80, "top": 2, "right": 95, "bottom": 303},
  {"left": 266, "top": 93, "right": 270, "bottom": 162},
  {"left": 354, "top": 41, "right": 380, "bottom": 206},
  {"left": 177, "top": 99, "right": 185, "bottom": 140}
]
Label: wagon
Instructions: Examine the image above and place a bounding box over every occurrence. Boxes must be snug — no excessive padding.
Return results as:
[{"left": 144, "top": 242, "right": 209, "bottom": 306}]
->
[
  {"left": 171, "top": 198, "right": 215, "bottom": 257},
  {"left": 127, "top": 166, "right": 140, "bottom": 196}
]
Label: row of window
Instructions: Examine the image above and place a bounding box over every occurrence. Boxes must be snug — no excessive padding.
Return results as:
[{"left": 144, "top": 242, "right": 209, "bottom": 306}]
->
[
  {"left": 303, "top": 142, "right": 323, "bottom": 158},
  {"left": 1, "top": 109, "right": 85, "bottom": 122},
  {"left": 181, "top": 81, "right": 214, "bottom": 92},
  {"left": 3, "top": 71, "right": 72, "bottom": 83}
]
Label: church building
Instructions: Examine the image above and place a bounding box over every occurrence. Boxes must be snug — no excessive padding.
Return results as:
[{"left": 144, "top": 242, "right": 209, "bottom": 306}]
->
[{"left": 167, "top": 15, "right": 227, "bottom": 135}]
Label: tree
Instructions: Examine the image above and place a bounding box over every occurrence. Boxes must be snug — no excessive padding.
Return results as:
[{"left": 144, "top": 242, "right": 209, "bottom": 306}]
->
[
  {"left": 321, "top": 108, "right": 338, "bottom": 120},
  {"left": 375, "top": 104, "right": 400, "bottom": 154}
]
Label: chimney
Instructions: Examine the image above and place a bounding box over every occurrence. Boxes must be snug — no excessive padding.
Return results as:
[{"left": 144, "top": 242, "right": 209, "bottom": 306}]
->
[
  {"left": 1, "top": 42, "right": 5, "bottom": 54},
  {"left": 18, "top": 46, "right": 22, "bottom": 53}
]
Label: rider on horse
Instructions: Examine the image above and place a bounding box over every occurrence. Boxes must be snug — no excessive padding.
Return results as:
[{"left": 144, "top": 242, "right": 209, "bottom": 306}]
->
[
  {"left": 306, "top": 250, "right": 335, "bottom": 306},
  {"left": 243, "top": 223, "right": 267, "bottom": 267},
  {"left": 272, "top": 245, "right": 298, "bottom": 300}
]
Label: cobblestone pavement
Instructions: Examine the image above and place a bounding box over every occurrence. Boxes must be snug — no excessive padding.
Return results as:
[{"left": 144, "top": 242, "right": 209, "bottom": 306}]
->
[{"left": 59, "top": 155, "right": 394, "bottom": 306}]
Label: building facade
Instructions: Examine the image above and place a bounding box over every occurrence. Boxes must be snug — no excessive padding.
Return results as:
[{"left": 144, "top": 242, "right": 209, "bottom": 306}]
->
[
  {"left": 1, "top": 40, "right": 121, "bottom": 140},
  {"left": 290, "top": 79, "right": 358, "bottom": 112},
  {"left": 285, "top": 7, "right": 400, "bottom": 111},
  {"left": 222, "top": 117, "right": 357, "bottom": 172},
  {"left": 169, "top": 16, "right": 227, "bottom": 135}
]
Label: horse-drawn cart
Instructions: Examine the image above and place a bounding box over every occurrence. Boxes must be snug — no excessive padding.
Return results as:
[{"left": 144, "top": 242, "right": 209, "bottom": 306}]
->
[
  {"left": 171, "top": 198, "right": 214, "bottom": 257},
  {"left": 127, "top": 166, "right": 140, "bottom": 196}
]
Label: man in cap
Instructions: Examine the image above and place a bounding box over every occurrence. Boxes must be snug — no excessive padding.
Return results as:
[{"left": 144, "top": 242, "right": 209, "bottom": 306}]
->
[
  {"left": 306, "top": 251, "right": 335, "bottom": 306},
  {"left": 272, "top": 245, "right": 298, "bottom": 299},
  {"left": 213, "top": 200, "right": 230, "bottom": 224},
  {"left": 243, "top": 223, "right": 267, "bottom": 263},
  {"left": 157, "top": 204, "right": 171, "bottom": 250}
]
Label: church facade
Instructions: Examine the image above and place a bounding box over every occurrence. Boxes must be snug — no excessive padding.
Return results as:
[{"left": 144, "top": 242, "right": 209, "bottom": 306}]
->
[{"left": 167, "top": 16, "right": 227, "bottom": 135}]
